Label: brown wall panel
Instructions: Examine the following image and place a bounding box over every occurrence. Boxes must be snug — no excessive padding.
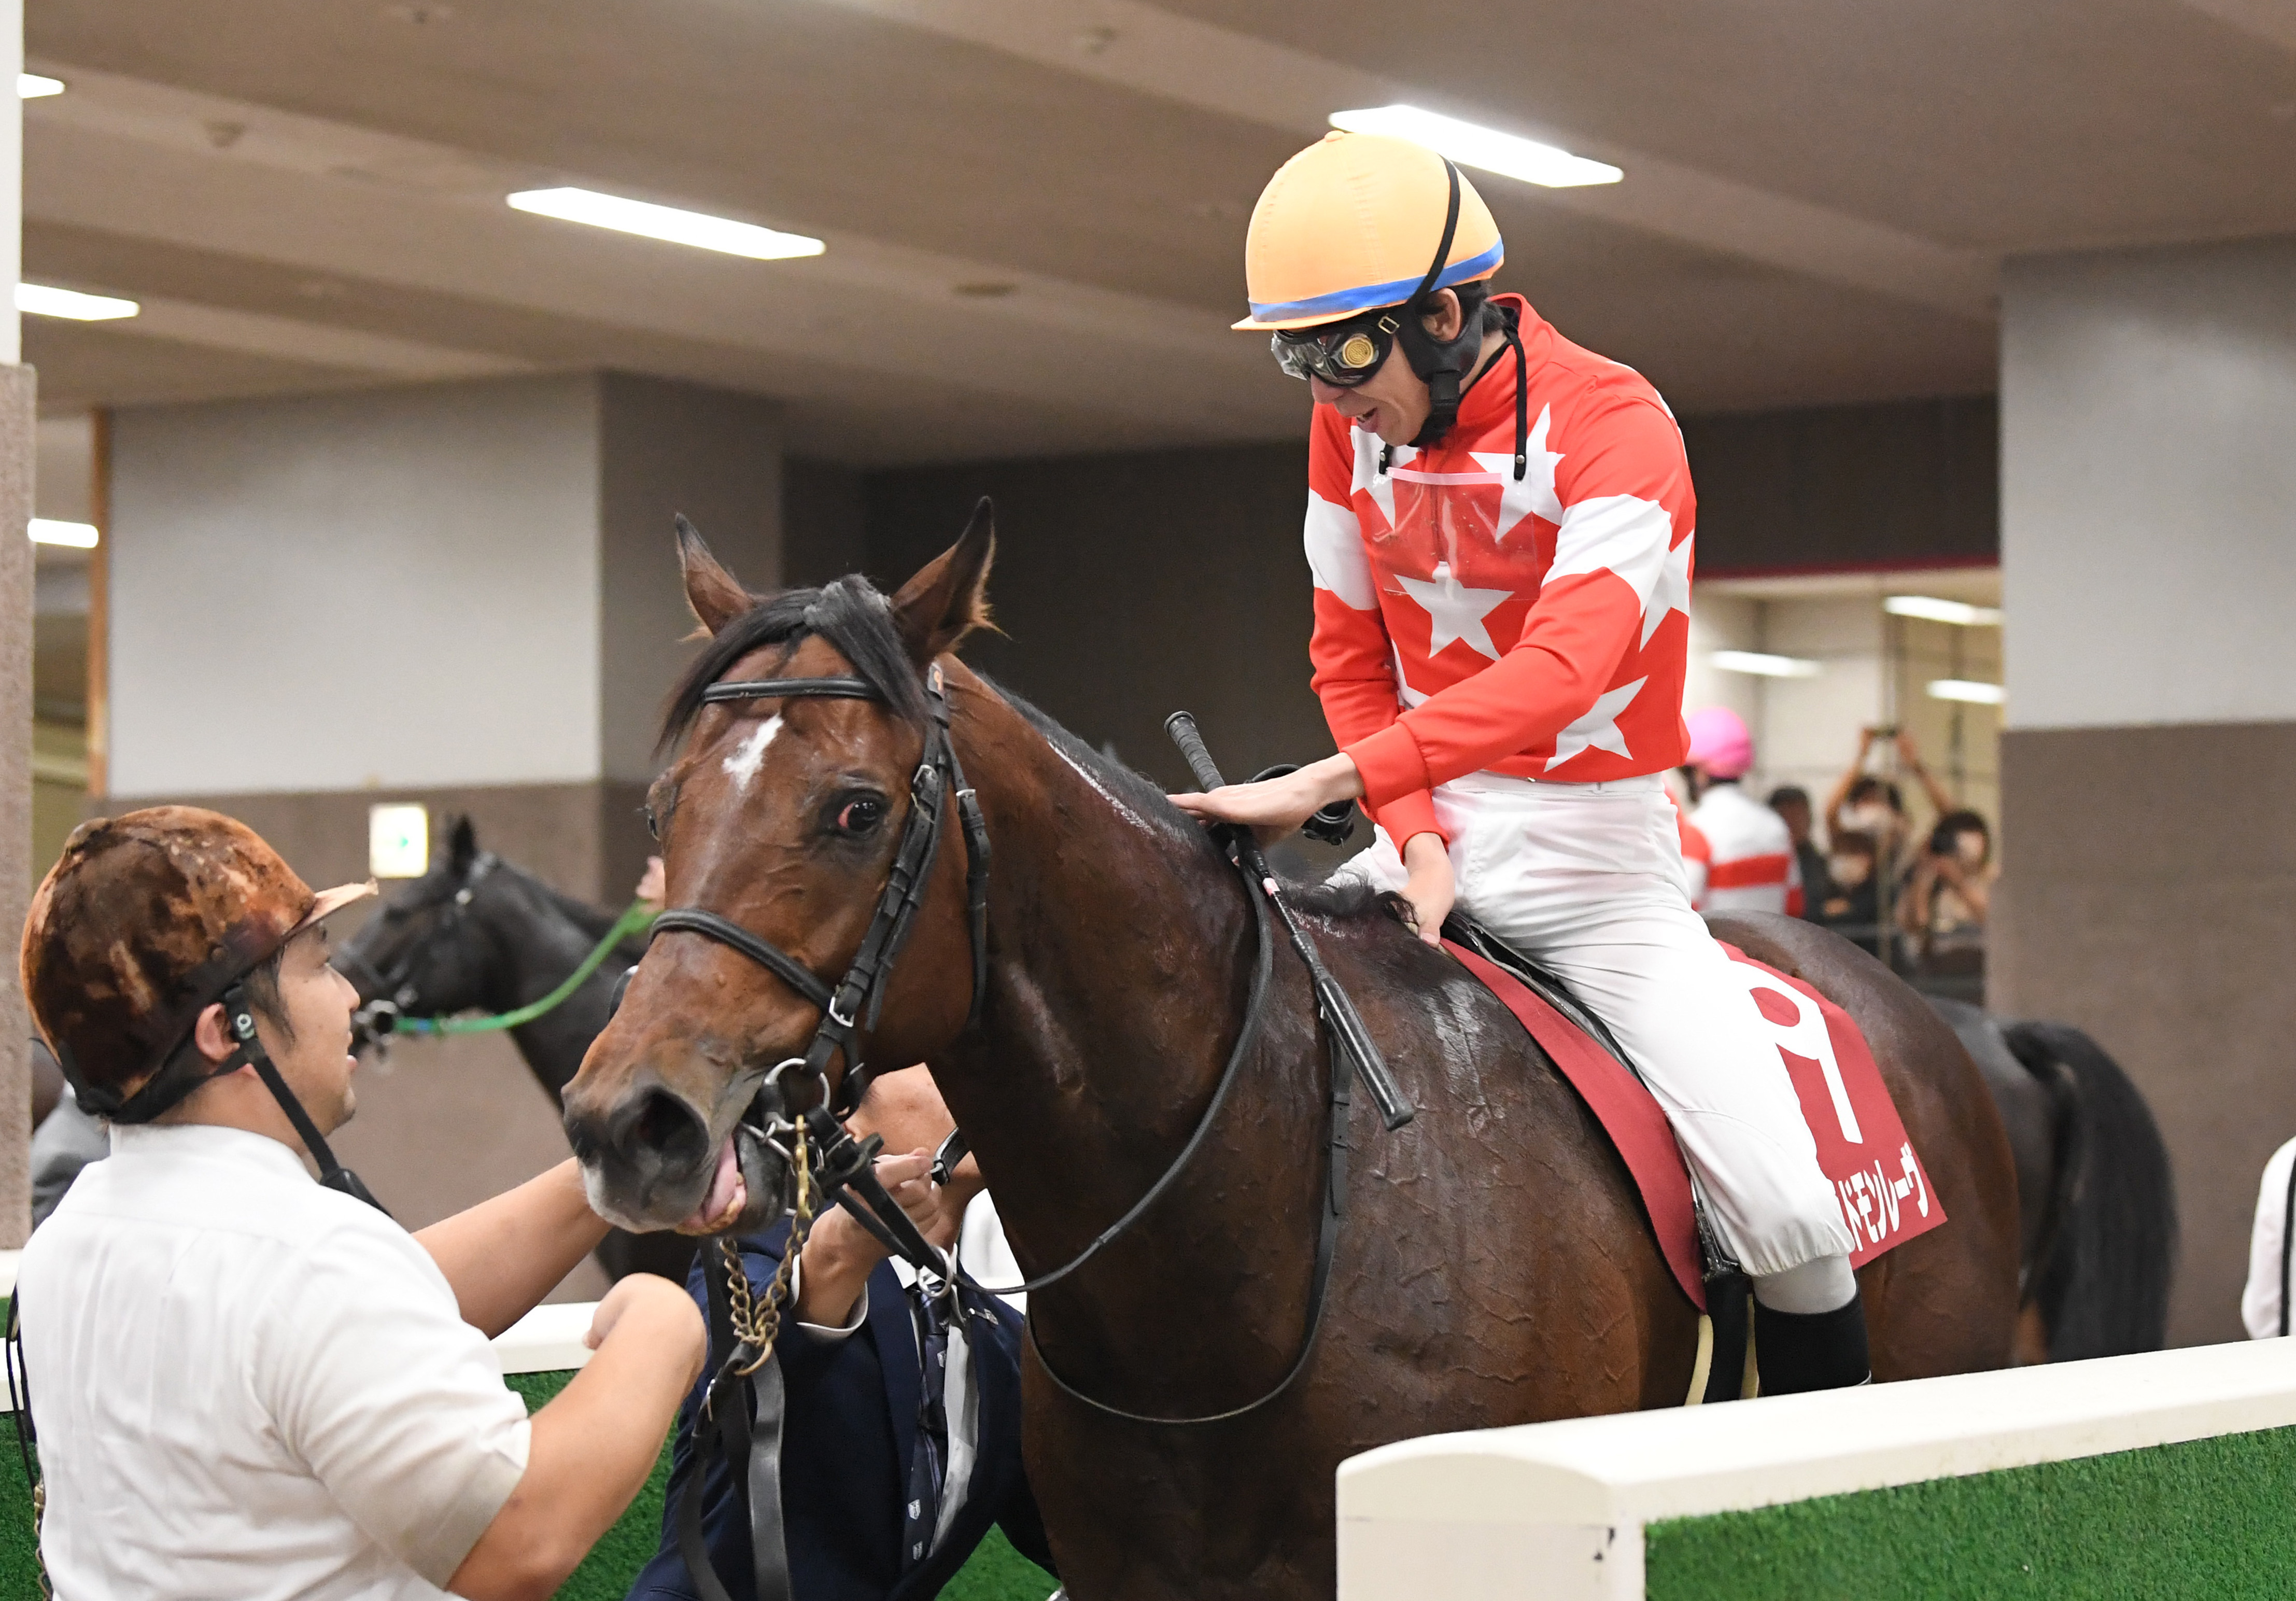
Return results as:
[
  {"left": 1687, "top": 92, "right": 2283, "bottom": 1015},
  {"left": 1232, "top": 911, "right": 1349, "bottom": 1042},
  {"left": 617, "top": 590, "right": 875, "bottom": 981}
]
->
[
  {"left": 1991, "top": 720, "right": 2296, "bottom": 1346},
  {"left": 1681, "top": 395, "right": 1998, "bottom": 574},
  {"left": 862, "top": 442, "right": 1331, "bottom": 793}
]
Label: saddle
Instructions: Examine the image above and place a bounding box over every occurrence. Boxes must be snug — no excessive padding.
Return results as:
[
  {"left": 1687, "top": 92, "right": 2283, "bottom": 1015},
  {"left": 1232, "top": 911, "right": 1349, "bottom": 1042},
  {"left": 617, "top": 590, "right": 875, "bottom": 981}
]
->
[{"left": 1440, "top": 912, "right": 1945, "bottom": 1403}]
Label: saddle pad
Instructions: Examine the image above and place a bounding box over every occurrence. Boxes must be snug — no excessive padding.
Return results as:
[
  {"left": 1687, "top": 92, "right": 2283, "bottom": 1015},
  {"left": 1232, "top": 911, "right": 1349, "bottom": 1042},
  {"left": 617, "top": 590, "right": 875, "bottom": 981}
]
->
[{"left": 1444, "top": 940, "right": 1947, "bottom": 1311}]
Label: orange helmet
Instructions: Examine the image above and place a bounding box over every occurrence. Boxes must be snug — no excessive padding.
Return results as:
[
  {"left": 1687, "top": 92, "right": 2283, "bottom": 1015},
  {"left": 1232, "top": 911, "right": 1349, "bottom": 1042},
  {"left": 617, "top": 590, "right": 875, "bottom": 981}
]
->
[{"left": 1235, "top": 131, "right": 1504, "bottom": 332}]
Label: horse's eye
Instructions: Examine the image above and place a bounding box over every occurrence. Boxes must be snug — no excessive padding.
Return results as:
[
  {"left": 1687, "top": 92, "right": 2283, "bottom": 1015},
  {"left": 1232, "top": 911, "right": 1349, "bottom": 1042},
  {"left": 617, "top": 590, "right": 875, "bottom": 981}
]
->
[
  {"left": 643, "top": 804, "right": 660, "bottom": 841},
  {"left": 835, "top": 796, "right": 886, "bottom": 836}
]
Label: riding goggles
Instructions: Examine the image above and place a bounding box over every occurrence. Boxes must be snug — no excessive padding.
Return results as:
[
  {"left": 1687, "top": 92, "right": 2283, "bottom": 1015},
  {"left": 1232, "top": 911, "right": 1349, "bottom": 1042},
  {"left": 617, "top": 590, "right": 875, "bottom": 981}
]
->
[{"left": 1271, "top": 312, "right": 1400, "bottom": 387}]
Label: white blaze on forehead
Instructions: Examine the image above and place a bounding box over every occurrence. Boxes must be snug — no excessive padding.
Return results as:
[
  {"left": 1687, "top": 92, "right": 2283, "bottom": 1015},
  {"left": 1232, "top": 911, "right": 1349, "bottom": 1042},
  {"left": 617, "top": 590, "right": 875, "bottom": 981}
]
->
[{"left": 721, "top": 714, "right": 785, "bottom": 793}]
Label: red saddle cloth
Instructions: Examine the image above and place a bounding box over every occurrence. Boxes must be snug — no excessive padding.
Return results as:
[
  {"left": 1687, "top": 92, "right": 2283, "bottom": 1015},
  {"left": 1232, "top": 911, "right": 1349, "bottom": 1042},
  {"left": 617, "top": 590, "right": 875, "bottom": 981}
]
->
[{"left": 1444, "top": 939, "right": 1947, "bottom": 1311}]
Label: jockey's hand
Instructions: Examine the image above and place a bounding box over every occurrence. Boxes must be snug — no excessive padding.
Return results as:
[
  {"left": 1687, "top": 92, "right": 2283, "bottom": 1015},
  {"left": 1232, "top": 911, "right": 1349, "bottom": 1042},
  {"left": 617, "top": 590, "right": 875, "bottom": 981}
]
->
[
  {"left": 1398, "top": 832, "right": 1454, "bottom": 947},
  {"left": 1171, "top": 753, "right": 1364, "bottom": 847}
]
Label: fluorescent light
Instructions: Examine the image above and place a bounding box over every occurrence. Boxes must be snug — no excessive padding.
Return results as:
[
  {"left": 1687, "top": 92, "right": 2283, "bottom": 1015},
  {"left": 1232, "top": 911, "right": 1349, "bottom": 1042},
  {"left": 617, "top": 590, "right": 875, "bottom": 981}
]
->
[
  {"left": 29, "top": 518, "right": 97, "bottom": 548},
  {"left": 1928, "top": 679, "right": 2006, "bottom": 706},
  {"left": 506, "top": 188, "right": 825, "bottom": 261},
  {"left": 1885, "top": 595, "right": 2001, "bottom": 627},
  {"left": 18, "top": 74, "right": 64, "bottom": 99},
  {"left": 1712, "top": 650, "right": 1821, "bottom": 679},
  {"left": 1329, "top": 106, "right": 1622, "bottom": 188},
  {"left": 17, "top": 283, "right": 139, "bottom": 321}
]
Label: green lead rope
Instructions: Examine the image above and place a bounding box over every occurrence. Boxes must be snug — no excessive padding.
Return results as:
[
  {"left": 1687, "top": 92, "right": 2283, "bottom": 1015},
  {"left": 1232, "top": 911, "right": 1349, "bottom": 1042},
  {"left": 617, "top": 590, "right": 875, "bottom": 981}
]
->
[{"left": 399, "top": 900, "right": 658, "bottom": 1036}]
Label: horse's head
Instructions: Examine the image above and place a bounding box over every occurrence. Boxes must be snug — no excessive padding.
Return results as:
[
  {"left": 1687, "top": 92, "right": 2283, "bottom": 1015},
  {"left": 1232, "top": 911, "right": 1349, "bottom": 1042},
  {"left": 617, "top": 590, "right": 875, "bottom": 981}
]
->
[
  {"left": 334, "top": 814, "right": 500, "bottom": 1030},
  {"left": 561, "top": 504, "right": 996, "bottom": 1236}
]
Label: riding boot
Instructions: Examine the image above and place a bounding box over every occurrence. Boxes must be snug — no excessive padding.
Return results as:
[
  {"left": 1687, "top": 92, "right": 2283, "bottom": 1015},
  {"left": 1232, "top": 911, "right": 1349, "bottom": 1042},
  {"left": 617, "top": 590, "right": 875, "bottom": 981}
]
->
[{"left": 1754, "top": 1295, "right": 1871, "bottom": 1395}]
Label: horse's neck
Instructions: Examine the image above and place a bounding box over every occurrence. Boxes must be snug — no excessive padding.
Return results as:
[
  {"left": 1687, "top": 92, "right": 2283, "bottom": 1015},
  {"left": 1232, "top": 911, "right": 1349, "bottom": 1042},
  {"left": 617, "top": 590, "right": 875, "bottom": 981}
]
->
[
  {"left": 483, "top": 875, "right": 615, "bottom": 1094},
  {"left": 942, "top": 690, "right": 1272, "bottom": 1273}
]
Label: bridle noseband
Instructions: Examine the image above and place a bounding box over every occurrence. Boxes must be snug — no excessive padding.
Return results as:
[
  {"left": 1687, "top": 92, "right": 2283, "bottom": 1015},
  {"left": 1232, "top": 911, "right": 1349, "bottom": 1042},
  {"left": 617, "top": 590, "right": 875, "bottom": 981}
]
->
[{"left": 649, "top": 663, "right": 992, "bottom": 1145}]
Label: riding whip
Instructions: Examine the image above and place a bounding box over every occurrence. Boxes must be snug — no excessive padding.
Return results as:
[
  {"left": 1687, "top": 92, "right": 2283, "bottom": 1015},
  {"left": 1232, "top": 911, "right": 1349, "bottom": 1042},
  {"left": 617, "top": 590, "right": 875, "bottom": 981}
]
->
[{"left": 1165, "top": 712, "right": 1414, "bottom": 1130}]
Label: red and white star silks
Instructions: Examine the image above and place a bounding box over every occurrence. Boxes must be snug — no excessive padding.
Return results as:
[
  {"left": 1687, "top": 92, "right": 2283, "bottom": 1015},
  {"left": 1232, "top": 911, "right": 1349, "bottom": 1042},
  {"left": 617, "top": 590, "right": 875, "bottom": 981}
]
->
[{"left": 1306, "top": 295, "right": 1694, "bottom": 848}]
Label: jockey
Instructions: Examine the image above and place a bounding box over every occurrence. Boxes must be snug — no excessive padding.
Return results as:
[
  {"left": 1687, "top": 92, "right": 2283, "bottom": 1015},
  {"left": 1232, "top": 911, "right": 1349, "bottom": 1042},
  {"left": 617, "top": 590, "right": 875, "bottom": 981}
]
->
[
  {"left": 1683, "top": 707, "right": 1804, "bottom": 916},
  {"left": 1173, "top": 132, "right": 1867, "bottom": 1394}
]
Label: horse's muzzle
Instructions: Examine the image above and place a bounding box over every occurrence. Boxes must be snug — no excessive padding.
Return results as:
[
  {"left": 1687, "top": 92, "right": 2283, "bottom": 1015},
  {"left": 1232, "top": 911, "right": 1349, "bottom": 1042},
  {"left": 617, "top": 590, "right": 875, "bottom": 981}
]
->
[{"left": 564, "top": 1071, "right": 791, "bottom": 1236}]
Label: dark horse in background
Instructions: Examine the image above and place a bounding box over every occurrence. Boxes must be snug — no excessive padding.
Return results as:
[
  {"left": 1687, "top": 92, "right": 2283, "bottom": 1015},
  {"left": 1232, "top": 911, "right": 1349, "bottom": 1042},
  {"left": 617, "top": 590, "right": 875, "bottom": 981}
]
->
[{"left": 332, "top": 818, "right": 695, "bottom": 1284}]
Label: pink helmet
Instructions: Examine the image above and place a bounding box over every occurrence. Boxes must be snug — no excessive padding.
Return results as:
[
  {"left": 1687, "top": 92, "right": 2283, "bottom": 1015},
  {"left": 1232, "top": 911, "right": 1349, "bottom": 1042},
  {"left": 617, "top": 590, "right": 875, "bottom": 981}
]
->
[{"left": 1684, "top": 707, "right": 1754, "bottom": 780}]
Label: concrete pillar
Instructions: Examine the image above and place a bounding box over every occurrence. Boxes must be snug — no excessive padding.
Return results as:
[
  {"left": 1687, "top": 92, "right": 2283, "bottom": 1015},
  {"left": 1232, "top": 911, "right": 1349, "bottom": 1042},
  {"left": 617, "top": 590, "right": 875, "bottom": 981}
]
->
[
  {"left": 0, "top": 368, "right": 31, "bottom": 1251},
  {"left": 1994, "top": 235, "right": 2296, "bottom": 1345},
  {"left": 102, "top": 370, "right": 782, "bottom": 1246},
  {"left": 1, "top": 0, "right": 30, "bottom": 1251}
]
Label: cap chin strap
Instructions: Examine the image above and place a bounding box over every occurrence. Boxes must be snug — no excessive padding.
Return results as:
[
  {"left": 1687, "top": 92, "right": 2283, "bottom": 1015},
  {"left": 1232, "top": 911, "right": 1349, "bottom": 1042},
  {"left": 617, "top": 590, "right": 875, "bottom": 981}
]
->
[{"left": 216, "top": 982, "right": 391, "bottom": 1215}]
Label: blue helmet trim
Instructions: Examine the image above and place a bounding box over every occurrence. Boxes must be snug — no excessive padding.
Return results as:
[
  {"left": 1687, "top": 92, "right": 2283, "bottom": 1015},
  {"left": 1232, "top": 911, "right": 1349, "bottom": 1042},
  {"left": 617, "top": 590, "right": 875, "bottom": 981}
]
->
[{"left": 1248, "top": 238, "right": 1503, "bottom": 326}]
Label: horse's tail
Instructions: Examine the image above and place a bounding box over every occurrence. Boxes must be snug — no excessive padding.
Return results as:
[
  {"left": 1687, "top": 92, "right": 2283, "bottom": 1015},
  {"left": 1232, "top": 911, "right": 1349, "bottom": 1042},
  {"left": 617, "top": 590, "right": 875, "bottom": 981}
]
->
[{"left": 2001, "top": 1019, "right": 2178, "bottom": 1359}]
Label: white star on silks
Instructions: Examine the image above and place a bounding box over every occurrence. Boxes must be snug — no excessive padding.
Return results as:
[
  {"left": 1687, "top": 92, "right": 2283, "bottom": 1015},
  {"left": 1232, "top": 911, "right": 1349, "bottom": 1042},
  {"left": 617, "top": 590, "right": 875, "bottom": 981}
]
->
[
  {"left": 1642, "top": 531, "right": 1693, "bottom": 647},
  {"left": 1394, "top": 561, "right": 1515, "bottom": 661},
  {"left": 1472, "top": 404, "right": 1565, "bottom": 543},
  {"left": 1545, "top": 677, "right": 1648, "bottom": 771}
]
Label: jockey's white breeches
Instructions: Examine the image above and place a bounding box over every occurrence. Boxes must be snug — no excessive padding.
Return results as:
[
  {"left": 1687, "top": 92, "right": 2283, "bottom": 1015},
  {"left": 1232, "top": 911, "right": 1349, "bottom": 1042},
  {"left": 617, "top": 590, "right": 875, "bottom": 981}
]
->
[{"left": 1334, "top": 770, "right": 1856, "bottom": 1280}]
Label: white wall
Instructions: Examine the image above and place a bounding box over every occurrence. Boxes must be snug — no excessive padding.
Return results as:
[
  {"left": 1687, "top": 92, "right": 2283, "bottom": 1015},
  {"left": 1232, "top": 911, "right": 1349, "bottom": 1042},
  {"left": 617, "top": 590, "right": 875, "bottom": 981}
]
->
[
  {"left": 2002, "top": 237, "right": 2296, "bottom": 731},
  {"left": 110, "top": 375, "right": 604, "bottom": 794}
]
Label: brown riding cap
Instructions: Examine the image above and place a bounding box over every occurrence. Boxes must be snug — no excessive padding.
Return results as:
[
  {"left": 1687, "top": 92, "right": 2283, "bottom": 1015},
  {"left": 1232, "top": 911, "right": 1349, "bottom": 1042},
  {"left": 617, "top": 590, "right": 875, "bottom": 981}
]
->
[{"left": 19, "top": 807, "right": 374, "bottom": 1111}]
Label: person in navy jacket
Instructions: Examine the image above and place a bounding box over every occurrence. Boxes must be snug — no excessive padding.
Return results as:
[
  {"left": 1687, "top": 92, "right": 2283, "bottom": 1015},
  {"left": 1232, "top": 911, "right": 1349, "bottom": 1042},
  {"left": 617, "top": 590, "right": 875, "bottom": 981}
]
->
[{"left": 625, "top": 1067, "right": 1055, "bottom": 1601}]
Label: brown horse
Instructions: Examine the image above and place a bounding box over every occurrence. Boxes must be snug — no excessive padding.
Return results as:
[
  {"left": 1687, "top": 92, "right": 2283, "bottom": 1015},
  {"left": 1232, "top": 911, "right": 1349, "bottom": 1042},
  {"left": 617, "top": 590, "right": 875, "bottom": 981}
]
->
[{"left": 562, "top": 508, "right": 2021, "bottom": 1601}]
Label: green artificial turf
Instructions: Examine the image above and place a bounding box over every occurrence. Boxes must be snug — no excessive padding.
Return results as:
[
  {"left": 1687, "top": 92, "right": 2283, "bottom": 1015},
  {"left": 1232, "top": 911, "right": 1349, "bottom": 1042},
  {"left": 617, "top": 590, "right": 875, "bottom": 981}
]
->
[
  {"left": 1645, "top": 1423, "right": 2296, "bottom": 1600},
  {"left": 0, "top": 1367, "right": 1053, "bottom": 1600}
]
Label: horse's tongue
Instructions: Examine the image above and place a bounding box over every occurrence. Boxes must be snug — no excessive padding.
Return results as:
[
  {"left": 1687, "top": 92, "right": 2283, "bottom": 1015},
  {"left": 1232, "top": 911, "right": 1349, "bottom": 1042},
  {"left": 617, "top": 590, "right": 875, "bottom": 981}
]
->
[{"left": 682, "top": 1135, "right": 745, "bottom": 1232}]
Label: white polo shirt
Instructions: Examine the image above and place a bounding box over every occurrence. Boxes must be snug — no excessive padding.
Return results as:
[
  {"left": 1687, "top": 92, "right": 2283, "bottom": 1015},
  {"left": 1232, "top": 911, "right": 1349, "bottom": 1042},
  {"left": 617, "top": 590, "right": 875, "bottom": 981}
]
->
[{"left": 17, "top": 1122, "right": 531, "bottom": 1599}]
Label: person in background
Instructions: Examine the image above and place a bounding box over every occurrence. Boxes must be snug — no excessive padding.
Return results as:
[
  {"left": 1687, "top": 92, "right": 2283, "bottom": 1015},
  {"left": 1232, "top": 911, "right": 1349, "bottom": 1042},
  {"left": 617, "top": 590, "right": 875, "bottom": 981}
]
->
[
  {"left": 2244, "top": 1135, "right": 2296, "bottom": 1338},
  {"left": 1825, "top": 729, "right": 1912, "bottom": 879},
  {"left": 631, "top": 1064, "right": 1051, "bottom": 1601},
  {"left": 1682, "top": 707, "right": 1802, "bottom": 916},
  {"left": 1901, "top": 808, "right": 1994, "bottom": 977},
  {"left": 1767, "top": 785, "right": 1834, "bottom": 922},
  {"left": 28, "top": 1036, "right": 106, "bottom": 1227},
  {"left": 17, "top": 807, "right": 705, "bottom": 1599},
  {"left": 1819, "top": 830, "right": 1883, "bottom": 957}
]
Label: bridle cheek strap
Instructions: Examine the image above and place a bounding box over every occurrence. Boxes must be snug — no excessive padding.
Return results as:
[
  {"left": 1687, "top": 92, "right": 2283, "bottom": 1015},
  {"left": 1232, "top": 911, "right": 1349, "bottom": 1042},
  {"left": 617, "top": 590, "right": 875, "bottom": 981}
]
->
[{"left": 651, "top": 664, "right": 990, "bottom": 1121}]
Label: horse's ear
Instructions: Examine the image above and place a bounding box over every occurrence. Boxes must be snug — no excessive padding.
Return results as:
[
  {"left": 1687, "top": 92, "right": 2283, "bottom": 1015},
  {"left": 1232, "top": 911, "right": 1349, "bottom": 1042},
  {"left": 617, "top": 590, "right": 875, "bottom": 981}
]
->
[
  {"left": 448, "top": 816, "right": 477, "bottom": 873},
  {"left": 890, "top": 499, "right": 996, "bottom": 666},
  {"left": 677, "top": 514, "right": 753, "bottom": 637}
]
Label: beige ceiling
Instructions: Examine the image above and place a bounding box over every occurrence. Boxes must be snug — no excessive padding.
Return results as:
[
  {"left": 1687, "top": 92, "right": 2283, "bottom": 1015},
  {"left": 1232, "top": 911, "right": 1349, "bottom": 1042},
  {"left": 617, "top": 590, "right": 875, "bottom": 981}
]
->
[{"left": 22, "top": 0, "right": 2296, "bottom": 464}]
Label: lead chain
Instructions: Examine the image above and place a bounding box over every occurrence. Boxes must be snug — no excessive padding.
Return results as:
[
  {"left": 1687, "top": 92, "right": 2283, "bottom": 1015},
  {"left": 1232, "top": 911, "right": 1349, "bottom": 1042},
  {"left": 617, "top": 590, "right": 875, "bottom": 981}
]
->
[{"left": 723, "top": 1121, "right": 815, "bottom": 1378}]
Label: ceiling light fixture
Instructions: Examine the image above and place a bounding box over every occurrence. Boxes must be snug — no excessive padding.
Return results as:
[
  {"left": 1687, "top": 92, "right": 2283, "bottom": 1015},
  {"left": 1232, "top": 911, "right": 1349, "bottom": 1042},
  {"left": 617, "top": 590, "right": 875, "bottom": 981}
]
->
[
  {"left": 506, "top": 188, "right": 824, "bottom": 261},
  {"left": 1328, "top": 105, "right": 1622, "bottom": 188},
  {"left": 18, "top": 74, "right": 64, "bottom": 99},
  {"left": 1712, "top": 650, "right": 1822, "bottom": 679},
  {"left": 16, "top": 284, "right": 140, "bottom": 321},
  {"left": 1928, "top": 679, "right": 2006, "bottom": 706},
  {"left": 1885, "top": 595, "right": 2002, "bottom": 627},
  {"left": 29, "top": 518, "right": 98, "bottom": 548}
]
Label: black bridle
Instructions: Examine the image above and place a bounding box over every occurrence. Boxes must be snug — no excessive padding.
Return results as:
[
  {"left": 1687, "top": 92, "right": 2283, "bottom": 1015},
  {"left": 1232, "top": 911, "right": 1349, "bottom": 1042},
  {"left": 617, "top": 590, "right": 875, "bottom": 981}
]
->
[
  {"left": 335, "top": 851, "right": 502, "bottom": 1039},
  {"left": 649, "top": 663, "right": 991, "bottom": 1139}
]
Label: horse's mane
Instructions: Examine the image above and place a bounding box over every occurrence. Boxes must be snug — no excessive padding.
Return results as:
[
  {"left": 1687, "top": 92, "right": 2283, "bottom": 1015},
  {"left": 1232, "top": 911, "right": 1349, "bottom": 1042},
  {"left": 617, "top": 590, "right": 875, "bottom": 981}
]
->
[
  {"left": 659, "top": 574, "right": 1405, "bottom": 931},
  {"left": 993, "top": 678, "right": 1408, "bottom": 930},
  {"left": 660, "top": 575, "right": 930, "bottom": 751}
]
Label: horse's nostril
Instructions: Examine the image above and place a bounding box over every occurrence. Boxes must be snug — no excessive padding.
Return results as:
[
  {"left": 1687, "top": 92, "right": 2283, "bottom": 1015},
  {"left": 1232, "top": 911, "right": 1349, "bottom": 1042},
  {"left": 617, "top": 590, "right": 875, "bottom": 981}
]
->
[{"left": 622, "top": 1085, "right": 711, "bottom": 1172}]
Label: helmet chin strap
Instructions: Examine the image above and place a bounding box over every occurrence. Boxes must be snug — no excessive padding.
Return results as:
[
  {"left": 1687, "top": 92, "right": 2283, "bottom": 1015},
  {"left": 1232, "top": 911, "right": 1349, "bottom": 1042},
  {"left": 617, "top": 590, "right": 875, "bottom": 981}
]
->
[
  {"left": 1392, "top": 159, "right": 1474, "bottom": 450},
  {"left": 220, "top": 982, "right": 390, "bottom": 1216},
  {"left": 1382, "top": 158, "right": 1529, "bottom": 480}
]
